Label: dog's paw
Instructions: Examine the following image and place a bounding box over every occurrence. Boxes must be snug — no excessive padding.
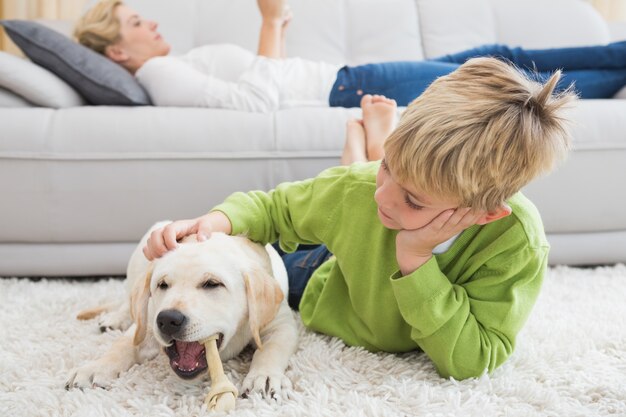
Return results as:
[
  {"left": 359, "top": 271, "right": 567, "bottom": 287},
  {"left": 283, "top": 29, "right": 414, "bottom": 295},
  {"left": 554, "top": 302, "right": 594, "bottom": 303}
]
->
[
  {"left": 65, "top": 361, "right": 120, "bottom": 390},
  {"left": 241, "top": 371, "right": 293, "bottom": 401},
  {"left": 98, "top": 311, "right": 132, "bottom": 333}
]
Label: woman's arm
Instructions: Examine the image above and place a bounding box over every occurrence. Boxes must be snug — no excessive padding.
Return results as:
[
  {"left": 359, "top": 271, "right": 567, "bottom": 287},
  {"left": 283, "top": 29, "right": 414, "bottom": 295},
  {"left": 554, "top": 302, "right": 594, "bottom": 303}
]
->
[
  {"left": 280, "top": 6, "right": 292, "bottom": 58},
  {"left": 257, "top": 0, "right": 288, "bottom": 59},
  {"left": 258, "top": 21, "right": 282, "bottom": 59},
  {"left": 136, "top": 57, "right": 281, "bottom": 112}
]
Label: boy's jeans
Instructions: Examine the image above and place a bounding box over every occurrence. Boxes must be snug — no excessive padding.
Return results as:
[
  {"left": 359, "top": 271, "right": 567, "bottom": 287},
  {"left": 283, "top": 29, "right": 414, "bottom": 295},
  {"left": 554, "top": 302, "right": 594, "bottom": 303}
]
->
[
  {"left": 329, "top": 41, "right": 626, "bottom": 107},
  {"left": 273, "top": 244, "right": 333, "bottom": 310}
]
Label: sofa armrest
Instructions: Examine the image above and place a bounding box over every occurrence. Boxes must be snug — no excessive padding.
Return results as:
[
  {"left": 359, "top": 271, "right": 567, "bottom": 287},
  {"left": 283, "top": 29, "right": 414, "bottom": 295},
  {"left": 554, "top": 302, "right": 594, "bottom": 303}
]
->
[
  {"left": 613, "top": 86, "right": 626, "bottom": 99},
  {"left": 608, "top": 21, "right": 626, "bottom": 41},
  {"left": 607, "top": 22, "right": 626, "bottom": 100},
  {"left": 35, "top": 19, "right": 75, "bottom": 38},
  {"left": 0, "top": 87, "right": 34, "bottom": 107},
  {"left": 611, "top": 22, "right": 626, "bottom": 99}
]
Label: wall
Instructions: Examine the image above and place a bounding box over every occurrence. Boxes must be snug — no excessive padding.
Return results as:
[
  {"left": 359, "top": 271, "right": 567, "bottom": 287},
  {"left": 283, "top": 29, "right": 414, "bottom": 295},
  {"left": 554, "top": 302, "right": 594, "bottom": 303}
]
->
[
  {"left": 589, "top": 0, "right": 626, "bottom": 21},
  {"left": 0, "top": 0, "right": 87, "bottom": 54},
  {"left": 1, "top": 0, "right": 625, "bottom": 54},
  {"left": 1, "top": 0, "right": 87, "bottom": 20},
  {"left": 0, "top": 0, "right": 5, "bottom": 52}
]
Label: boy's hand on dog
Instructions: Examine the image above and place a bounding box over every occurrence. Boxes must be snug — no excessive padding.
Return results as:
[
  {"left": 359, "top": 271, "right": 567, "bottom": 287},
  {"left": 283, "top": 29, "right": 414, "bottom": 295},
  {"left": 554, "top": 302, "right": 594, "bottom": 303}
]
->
[
  {"left": 395, "top": 207, "right": 485, "bottom": 276},
  {"left": 143, "top": 212, "right": 232, "bottom": 260}
]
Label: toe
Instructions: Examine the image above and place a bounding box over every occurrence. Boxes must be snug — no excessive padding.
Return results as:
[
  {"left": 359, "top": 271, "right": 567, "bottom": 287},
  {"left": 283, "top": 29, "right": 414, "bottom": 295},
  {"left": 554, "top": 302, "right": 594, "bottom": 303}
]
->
[{"left": 360, "top": 94, "right": 373, "bottom": 108}]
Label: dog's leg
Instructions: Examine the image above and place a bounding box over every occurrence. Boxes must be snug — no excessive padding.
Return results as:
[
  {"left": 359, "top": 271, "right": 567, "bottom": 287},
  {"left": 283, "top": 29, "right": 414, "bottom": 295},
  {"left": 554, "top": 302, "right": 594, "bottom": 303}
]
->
[
  {"left": 241, "top": 305, "right": 299, "bottom": 400},
  {"left": 97, "top": 301, "right": 132, "bottom": 333},
  {"left": 76, "top": 300, "right": 133, "bottom": 333},
  {"left": 65, "top": 324, "right": 159, "bottom": 390}
]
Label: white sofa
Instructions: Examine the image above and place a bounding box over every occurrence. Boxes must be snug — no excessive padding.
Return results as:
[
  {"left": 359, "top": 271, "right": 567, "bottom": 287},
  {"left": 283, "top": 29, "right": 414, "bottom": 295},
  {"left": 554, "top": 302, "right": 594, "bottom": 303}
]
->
[{"left": 1, "top": 0, "right": 626, "bottom": 276}]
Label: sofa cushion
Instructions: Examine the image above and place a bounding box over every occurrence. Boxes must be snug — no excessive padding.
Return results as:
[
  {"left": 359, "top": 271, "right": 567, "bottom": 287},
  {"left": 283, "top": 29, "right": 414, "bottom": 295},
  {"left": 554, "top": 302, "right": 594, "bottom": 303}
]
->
[
  {"left": 416, "top": 0, "right": 497, "bottom": 59},
  {"left": 416, "top": 0, "right": 611, "bottom": 59},
  {"left": 489, "top": 0, "right": 610, "bottom": 49},
  {"left": 89, "top": 0, "right": 424, "bottom": 66},
  {"left": 187, "top": 0, "right": 426, "bottom": 65},
  {"left": 0, "top": 51, "right": 85, "bottom": 108},
  {"left": 194, "top": 0, "right": 349, "bottom": 64},
  {"left": 342, "top": 0, "right": 424, "bottom": 65},
  {"left": 0, "top": 20, "right": 152, "bottom": 106}
]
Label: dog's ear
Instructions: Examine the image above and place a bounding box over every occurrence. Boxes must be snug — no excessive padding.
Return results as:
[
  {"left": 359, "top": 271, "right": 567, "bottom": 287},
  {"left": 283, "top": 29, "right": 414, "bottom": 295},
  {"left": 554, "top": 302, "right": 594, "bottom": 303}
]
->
[
  {"left": 130, "top": 264, "right": 153, "bottom": 346},
  {"left": 243, "top": 269, "right": 284, "bottom": 349}
]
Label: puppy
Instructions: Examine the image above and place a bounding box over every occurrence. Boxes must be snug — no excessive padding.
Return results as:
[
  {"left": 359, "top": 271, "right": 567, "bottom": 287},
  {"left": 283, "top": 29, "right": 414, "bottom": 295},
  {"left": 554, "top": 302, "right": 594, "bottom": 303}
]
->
[{"left": 66, "top": 221, "right": 299, "bottom": 399}]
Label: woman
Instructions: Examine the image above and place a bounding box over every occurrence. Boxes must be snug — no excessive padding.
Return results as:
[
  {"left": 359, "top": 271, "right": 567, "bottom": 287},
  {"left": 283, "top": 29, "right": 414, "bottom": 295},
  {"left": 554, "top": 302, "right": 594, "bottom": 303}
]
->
[{"left": 75, "top": 0, "right": 626, "bottom": 112}]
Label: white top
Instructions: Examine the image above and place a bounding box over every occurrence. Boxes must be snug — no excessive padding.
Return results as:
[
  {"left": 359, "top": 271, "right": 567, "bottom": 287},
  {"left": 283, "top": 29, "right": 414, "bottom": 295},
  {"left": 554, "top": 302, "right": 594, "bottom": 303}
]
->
[{"left": 135, "top": 44, "right": 341, "bottom": 112}]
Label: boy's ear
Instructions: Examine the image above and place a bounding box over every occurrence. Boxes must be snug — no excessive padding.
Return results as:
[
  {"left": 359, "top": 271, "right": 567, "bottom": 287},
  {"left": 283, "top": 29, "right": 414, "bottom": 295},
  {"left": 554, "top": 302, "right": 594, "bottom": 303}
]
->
[{"left": 475, "top": 203, "right": 512, "bottom": 225}]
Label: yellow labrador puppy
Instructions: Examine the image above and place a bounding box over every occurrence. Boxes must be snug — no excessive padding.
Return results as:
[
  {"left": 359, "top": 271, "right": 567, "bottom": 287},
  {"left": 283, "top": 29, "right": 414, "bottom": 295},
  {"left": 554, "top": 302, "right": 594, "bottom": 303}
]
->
[{"left": 66, "top": 221, "right": 298, "bottom": 399}]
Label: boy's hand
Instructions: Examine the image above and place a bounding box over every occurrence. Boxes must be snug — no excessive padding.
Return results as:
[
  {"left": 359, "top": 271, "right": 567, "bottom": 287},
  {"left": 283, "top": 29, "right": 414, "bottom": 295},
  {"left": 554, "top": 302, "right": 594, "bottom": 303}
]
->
[
  {"left": 395, "top": 208, "right": 485, "bottom": 276},
  {"left": 143, "top": 212, "right": 232, "bottom": 261}
]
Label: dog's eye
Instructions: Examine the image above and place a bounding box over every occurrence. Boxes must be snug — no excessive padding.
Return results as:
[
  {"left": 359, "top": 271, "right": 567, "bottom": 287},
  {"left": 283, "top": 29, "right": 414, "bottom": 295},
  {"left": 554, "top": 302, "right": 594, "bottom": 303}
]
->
[
  {"left": 202, "top": 280, "right": 222, "bottom": 289},
  {"left": 157, "top": 281, "right": 169, "bottom": 290}
]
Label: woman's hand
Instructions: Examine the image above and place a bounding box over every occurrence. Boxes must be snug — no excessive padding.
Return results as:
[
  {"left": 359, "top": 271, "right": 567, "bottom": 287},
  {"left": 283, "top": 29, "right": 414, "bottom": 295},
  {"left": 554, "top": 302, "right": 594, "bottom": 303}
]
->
[
  {"left": 257, "top": 0, "right": 291, "bottom": 58},
  {"left": 281, "top": 5, "right": 293, "bottom": 30},
  {"left": 395, "top": 208, "right": 485, "bottom": 275},
  {"left": 257, "top": 0, "right": 287, "bottom": 24},
  {"left": 142, "top": 211, "right": 232, "bottom": 261}
]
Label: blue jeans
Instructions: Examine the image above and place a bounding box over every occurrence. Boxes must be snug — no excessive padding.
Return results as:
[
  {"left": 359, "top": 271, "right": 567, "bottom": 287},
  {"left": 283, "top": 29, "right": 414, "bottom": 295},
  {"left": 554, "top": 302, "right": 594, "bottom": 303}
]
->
[
  {"left": 328, "top": 42, "right": 626, "bottom": 107},
  {"left": 273, "top": 243, "right": 333, "bottom": 310}
]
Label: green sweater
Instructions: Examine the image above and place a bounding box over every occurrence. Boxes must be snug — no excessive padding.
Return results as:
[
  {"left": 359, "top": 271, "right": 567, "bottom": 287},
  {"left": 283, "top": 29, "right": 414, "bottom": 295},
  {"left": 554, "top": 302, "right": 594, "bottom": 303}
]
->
[{"left": 213, "top": 162, "right": 549, "bottom": 379}]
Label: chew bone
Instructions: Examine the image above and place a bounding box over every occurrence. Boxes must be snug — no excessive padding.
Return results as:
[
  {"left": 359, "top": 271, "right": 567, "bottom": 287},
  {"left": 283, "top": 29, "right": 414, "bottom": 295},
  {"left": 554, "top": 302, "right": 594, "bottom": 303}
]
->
[{"left": 202, "top": 335, "right": 238, "bottom": 412}]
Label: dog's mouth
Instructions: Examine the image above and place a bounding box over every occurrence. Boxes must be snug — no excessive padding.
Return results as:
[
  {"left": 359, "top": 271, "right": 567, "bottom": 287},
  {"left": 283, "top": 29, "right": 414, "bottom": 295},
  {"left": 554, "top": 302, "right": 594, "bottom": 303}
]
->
[{"left": 164, "top": 334, "right": 224, "bottom": 379}]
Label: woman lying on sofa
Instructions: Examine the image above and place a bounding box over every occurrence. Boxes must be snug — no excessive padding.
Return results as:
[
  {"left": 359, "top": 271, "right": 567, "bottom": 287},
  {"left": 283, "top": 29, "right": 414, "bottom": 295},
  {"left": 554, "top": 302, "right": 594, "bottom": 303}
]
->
[{"left": 75, "top": 0, "right": 626, "bottom": 113}]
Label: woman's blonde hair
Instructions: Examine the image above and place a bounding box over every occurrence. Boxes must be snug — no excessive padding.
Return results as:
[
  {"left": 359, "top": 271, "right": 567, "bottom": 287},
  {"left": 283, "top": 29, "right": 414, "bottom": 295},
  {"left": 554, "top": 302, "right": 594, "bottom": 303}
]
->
[
  {"left": 384, "top": 57, "right": 577, "bottom": 212},
  {"left": 74, "top": 0, "right": 123, "bottom": 54}
]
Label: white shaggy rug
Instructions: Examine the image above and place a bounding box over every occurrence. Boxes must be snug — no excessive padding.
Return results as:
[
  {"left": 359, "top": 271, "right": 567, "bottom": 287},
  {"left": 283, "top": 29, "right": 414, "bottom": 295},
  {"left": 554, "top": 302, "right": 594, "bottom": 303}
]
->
[{"left": 1, "top": 265, "right": 626, "bottom": 417}]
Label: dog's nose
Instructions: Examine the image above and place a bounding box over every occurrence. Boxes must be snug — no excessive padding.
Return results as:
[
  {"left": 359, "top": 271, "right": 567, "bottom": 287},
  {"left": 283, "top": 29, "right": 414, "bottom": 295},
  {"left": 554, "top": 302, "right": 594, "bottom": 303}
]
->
[{"left": 157, "top": 309, "right": 187, "bottom": 337}]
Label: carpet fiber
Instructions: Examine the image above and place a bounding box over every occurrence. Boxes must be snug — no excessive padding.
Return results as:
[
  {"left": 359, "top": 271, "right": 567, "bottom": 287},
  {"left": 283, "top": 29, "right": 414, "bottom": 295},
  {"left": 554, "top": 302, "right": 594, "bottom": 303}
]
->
[{"left": 2, "top": 265, "right": 626, "bottom": 417}]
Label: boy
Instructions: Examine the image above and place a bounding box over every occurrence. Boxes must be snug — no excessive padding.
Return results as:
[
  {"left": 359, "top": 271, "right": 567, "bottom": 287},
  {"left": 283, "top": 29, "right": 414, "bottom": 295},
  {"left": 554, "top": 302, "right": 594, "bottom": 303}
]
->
[{"left": 143, "top": 57, "right": 576, "bottom": 380}]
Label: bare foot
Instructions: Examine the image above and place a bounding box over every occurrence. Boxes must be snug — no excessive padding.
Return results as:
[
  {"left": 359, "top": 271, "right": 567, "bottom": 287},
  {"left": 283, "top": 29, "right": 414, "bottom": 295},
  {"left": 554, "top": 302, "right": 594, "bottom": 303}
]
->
[
  {"left": 341, "top": 119, "right": 368, "bottom": 165},
  {"left": 361, "top": 94, "right": 397, "bottom": 161}
]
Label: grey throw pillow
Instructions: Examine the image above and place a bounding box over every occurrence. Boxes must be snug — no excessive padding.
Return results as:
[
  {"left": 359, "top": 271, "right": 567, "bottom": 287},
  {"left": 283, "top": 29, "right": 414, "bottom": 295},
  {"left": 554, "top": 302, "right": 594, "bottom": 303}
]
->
[{"left": 0, "top": 19, "right": 152, "bottom": 106}]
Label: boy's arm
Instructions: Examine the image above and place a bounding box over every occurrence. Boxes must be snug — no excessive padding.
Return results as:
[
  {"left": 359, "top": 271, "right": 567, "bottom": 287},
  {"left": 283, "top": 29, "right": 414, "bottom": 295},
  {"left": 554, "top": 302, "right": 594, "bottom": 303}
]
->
[
  {"left": 211, "top": 166, "right": 349, "bottom": 251},
  {"left": 144, "top": 165, "right": 351, "bottom": 260},
  {"left": 143, "top": 211, "right": 232, "bottom": 260},
  {"left": 390, "top": 229, "right": 548, "bottom": 380}
]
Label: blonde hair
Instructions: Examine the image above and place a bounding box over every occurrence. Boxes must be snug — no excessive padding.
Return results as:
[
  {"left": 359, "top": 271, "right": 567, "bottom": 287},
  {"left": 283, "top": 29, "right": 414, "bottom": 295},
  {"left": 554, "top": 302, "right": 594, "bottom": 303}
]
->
[
  {"left": 74, "top": 0, "right": 123, "bottom": 54},
  {"left": 384, "top": 57, "right": 577, "bottom": 211}
]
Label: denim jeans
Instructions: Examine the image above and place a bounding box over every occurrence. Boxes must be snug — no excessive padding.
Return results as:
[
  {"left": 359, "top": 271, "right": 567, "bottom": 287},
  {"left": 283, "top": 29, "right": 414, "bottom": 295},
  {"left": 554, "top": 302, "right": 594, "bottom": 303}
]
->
[
  {"left": 328, "top": 41, "right": 626, "bottom": 107},
  {"left": 273, "top": 243, "right": 333, "bottom": 310}
]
